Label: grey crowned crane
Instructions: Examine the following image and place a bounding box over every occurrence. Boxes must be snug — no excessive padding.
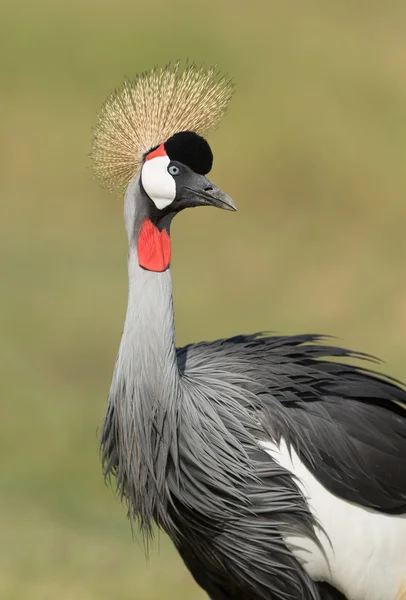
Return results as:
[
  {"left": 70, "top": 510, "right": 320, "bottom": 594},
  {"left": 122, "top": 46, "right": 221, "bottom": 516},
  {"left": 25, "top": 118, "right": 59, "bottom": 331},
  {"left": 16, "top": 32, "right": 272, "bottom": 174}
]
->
[{"left": 92, "top": 63, "right": 406, "bottom": 600}]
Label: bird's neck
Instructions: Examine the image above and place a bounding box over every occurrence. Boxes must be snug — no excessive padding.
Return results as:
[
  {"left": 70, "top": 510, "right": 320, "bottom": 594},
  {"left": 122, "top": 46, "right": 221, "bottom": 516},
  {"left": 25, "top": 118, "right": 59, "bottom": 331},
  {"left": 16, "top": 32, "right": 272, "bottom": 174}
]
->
[
  {"left": 103, "top": 175, "right": 181, "bottom": 531},
  {"left": 104, "top": 245, "right": 181, "bottom": 529},
  {"left": 114, "top": 246, "right": 179, "bottom": 391}
]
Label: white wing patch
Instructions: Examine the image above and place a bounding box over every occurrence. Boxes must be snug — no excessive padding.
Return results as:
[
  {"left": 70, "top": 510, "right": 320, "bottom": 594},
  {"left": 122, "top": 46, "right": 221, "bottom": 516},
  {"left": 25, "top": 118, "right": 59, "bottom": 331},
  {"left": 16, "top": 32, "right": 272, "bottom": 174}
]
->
[
  {"left": 261, "top": 439, "right": 406, "bottom": 600},
  {"left": 141, "top": 155, "right": 176, "bottom": 210}
]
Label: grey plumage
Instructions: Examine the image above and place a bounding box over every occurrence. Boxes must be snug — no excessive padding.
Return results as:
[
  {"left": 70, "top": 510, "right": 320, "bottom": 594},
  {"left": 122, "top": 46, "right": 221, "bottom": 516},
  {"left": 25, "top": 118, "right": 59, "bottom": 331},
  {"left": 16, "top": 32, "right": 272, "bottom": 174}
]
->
[
  {"left": 100, "top": 173, "right": 406, "bottom": 600},
  {"left": 95, "top": 64, "right": 406, "bottom": 600},
  {"left": 101, "top": 176, "right": 320, "bottom": 599}
]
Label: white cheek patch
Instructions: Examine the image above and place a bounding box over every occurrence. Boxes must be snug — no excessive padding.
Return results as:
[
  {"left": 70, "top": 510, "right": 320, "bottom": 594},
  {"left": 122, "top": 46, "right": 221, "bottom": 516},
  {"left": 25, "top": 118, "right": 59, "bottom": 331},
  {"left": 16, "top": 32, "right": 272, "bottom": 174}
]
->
[{"left": 141, "top": 155, "right": 176, "bottom": 210}]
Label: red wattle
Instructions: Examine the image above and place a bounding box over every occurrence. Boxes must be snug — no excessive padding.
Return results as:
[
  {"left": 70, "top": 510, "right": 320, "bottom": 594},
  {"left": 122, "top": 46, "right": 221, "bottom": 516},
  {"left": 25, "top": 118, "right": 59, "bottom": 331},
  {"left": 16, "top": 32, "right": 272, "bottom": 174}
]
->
[{"left": 138, "top": 218, "right": 171, "bottom": 272}]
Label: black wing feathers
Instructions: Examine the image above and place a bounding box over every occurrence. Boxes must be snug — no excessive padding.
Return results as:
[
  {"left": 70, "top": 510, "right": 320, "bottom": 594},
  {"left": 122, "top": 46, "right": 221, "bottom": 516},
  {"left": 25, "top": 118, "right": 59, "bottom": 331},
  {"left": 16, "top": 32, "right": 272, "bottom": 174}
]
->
[{"left": 179, "top": 333, "right": 406, "bottom": 513}]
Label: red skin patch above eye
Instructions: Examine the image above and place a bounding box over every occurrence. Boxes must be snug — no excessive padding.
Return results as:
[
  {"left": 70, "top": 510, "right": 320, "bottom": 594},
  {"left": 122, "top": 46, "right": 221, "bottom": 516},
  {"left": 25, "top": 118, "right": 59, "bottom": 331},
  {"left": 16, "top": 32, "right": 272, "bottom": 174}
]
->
[
  {"left": 138, "top": 218, "right": 171, "bottom": 272},
  {"left": 145, "top": 144, "right": 167, "bottom": 161}
]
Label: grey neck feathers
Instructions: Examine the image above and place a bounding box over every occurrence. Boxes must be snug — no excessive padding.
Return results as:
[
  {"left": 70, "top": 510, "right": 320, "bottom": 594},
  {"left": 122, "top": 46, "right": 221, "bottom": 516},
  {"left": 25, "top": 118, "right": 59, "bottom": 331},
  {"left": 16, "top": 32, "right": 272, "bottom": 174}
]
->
[
  {"left": 102, "top": 175, "right": 180, "bottom": 535},
  {"left": 113, "top": 248, "right": 178, "bottom": 392},
  {"left": 115, "top": 171, "right": 178, "bottom": 394}
]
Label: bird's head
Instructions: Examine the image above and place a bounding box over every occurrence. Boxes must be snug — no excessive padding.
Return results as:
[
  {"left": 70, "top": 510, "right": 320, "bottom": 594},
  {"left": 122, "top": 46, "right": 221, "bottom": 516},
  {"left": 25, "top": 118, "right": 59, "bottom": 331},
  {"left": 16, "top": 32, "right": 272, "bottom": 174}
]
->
[
  {"left": 141, "top": 130, "right": 235, "bottom": 215},
  {"left": 92, "top": 62, "right": 235, "bottom": 272}
]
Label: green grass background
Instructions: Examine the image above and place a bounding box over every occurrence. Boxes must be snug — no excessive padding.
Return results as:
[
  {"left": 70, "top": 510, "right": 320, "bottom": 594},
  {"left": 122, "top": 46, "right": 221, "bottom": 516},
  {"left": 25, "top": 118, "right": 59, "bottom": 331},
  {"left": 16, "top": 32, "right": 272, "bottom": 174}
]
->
[{"left": 2, "top": 1, "right": 406, "bottom": 598}]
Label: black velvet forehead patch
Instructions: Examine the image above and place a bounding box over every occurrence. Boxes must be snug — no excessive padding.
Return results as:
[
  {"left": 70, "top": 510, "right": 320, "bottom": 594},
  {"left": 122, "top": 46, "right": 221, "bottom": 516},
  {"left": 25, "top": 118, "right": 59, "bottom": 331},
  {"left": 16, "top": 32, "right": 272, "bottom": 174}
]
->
[{"left": 164, "top": 131, "right": 213, "bottom": 175}]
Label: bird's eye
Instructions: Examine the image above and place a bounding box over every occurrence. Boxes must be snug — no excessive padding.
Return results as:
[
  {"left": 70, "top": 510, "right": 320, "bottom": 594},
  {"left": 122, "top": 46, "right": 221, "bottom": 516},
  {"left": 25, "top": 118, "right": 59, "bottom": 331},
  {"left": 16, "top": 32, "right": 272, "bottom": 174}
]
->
[{"left": 168, "top": 164, "right": 180, "bottom": 176}]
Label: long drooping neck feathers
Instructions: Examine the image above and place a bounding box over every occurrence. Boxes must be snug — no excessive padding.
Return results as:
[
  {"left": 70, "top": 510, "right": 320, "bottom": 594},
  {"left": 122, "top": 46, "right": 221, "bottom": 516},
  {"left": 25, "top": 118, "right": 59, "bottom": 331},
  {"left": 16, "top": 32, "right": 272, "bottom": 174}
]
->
[{"left": 101, "top": 176, "right": 181, "bottom": 535}]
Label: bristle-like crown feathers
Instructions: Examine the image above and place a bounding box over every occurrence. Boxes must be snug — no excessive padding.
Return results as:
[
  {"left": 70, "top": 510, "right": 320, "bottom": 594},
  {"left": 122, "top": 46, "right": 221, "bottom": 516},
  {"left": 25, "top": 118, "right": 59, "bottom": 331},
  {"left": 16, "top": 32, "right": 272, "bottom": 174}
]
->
[{"left": 91, "top": 62, "right": 234, "bottom": 192}]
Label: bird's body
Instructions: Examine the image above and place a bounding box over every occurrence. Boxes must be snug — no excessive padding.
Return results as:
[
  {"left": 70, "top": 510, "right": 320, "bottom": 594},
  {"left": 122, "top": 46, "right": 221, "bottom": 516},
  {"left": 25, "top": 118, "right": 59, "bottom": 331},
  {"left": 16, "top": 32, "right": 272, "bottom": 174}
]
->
[{"left": 93, "top": 63, "right": 406, "bottom": 600}]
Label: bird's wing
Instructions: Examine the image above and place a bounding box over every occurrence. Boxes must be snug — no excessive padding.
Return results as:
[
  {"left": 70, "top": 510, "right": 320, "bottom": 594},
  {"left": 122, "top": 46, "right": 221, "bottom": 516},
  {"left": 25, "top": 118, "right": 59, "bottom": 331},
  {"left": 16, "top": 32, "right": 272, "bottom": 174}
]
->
[{"left": 177, "top": 333, "right": 406, "bottom": 513}]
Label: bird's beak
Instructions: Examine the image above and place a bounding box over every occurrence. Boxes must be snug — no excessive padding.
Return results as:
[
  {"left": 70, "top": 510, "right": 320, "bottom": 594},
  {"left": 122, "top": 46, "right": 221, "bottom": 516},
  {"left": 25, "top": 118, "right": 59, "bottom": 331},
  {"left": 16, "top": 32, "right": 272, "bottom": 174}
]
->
[
  {"left": 202, "top": 182, "right": 237, "bottom": 211},
  {"left": 183, "top": 174, "right": 237, "bottom": 212}
]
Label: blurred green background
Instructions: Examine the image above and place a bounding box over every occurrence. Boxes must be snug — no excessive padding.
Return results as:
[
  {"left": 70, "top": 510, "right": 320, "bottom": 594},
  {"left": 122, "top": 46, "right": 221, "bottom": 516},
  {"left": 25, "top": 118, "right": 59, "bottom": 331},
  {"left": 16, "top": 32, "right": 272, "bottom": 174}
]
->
[{"left": 2, "top": 1, "right": 406, "bottom": 598}]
